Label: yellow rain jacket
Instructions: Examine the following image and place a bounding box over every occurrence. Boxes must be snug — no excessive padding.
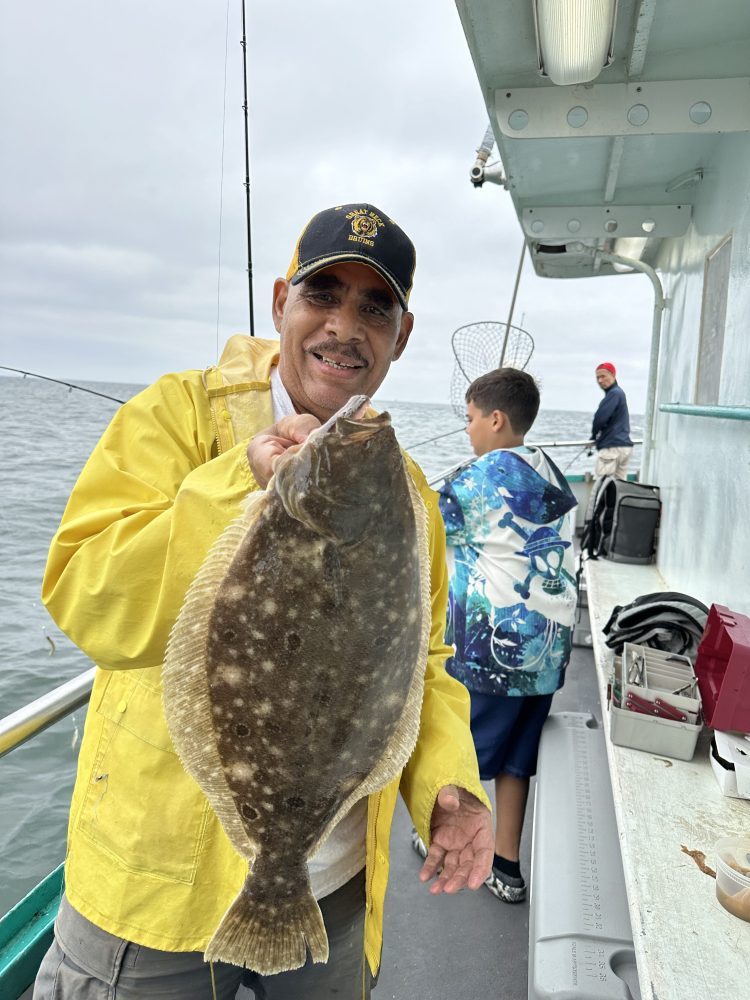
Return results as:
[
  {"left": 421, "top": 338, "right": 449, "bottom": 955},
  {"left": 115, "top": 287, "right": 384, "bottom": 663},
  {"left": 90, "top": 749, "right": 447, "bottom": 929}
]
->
[{"left": 42, "top": 336, "right": 489, "bottom": 976}]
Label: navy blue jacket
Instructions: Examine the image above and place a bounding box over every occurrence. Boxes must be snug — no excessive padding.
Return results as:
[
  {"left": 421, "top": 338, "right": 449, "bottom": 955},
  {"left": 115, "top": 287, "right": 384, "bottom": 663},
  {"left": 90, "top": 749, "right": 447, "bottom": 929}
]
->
[{"left": 591, "top": 382, "right": 632, "bottom": 449}]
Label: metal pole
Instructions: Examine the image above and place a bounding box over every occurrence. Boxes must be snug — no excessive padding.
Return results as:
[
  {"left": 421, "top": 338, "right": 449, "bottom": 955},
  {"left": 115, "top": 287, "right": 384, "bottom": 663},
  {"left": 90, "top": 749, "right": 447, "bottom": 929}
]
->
[
  {"left": 0, "top": 668, "right": 96, "bottom": 758},
  {"left": 591, "top": 250, "right": 665, "bottom": 481},
  {"left": 240, "top": 0, "right": 255, "bottom": 335},
  {"left": 500, "top": 240, "right": 526, "bottom": 366}
]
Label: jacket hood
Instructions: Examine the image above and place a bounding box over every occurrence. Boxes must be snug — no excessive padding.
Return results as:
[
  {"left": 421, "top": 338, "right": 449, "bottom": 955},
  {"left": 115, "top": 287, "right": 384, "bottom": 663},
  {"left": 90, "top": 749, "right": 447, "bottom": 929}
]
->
[
  {"left": 471, "top": 448, "right": 577, "bottom": 524},
  {"left": 216, "top": 335, "right": 280, "bottom": 386}
]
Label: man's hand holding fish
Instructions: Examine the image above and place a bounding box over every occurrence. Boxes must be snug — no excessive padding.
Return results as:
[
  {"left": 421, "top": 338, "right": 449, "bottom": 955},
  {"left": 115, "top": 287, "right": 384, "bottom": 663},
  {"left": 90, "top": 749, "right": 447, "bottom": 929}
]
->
[
  {"left": 38, "top": 203, "right": 493, "bottom": 1000},
  {"left": 247, "top": 413, "right": 322, "bottom": 488}
]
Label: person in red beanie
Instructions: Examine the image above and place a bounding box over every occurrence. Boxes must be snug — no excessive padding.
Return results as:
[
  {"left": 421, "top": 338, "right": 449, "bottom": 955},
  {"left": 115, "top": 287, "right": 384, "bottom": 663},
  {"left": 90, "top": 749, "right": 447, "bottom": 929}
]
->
[{"left": 590, "top": 362, "right": 633, "bottom": 479}]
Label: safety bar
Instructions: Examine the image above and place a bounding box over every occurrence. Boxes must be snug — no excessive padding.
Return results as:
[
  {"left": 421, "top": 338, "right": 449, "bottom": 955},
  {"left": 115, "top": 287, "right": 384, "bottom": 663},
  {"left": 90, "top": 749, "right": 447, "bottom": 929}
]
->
[
  {"left": 426, "top": 438, "right": 642, "bottom": 488},
  {"left": 0, "top": 668, "right": 96, "bottom": 759}
]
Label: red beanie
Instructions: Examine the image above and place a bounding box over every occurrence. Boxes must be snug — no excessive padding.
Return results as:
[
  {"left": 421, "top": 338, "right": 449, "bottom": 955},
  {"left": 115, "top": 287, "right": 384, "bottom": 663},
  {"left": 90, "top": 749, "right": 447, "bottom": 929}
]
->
[{"left": 596, "top": 362, "right": 616, "bottom": 375}]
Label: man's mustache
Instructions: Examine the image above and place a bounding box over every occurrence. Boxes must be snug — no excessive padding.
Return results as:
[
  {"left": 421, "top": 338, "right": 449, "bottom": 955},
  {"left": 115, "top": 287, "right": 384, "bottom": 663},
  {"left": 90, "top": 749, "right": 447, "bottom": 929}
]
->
[{"left": 306, "top": 340, "right": 369, "bottom": 368}]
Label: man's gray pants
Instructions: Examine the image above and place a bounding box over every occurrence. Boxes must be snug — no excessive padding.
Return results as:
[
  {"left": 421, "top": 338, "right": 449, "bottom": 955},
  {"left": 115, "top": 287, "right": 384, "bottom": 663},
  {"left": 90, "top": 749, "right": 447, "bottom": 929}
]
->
[{"left": 33, "top": 871, "right": 373, "bottom": 999}]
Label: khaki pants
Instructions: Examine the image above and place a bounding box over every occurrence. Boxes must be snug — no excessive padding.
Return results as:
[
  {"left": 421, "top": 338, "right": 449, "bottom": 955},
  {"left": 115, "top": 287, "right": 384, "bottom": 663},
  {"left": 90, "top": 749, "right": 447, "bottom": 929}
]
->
[
  {"left": 34, "top": 872, "right": 372, "bottom": 1000},
  {"left": 594, "top": 446, "right": 633, "bottom": 480}
]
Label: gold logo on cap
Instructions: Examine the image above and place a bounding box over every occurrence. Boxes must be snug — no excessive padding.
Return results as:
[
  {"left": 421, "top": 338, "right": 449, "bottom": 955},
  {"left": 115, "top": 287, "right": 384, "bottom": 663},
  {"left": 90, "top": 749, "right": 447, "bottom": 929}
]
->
[{"left": 347, "top": 208, "right": 383, "bottom": 241}]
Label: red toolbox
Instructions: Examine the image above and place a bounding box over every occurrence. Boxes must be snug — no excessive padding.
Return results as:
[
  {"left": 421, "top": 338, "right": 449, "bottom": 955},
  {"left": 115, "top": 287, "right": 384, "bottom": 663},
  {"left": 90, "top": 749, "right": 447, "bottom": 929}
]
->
[{"left": 694, "top": 605, "right": 750, "bottom": 733}]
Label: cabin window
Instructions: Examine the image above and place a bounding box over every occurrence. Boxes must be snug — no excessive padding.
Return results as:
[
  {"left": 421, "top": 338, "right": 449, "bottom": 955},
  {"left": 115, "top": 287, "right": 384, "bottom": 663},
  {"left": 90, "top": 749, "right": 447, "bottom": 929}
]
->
[{"left": 695, "top": 234, "right": 732, "bottom": 405}]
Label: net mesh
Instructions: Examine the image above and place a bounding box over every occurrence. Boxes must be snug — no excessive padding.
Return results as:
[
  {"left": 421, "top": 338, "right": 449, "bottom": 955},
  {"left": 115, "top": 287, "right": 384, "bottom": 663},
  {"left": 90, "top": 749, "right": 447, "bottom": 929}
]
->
[{"left": 449, "top": 322, "right": 535, "bottom": 418}]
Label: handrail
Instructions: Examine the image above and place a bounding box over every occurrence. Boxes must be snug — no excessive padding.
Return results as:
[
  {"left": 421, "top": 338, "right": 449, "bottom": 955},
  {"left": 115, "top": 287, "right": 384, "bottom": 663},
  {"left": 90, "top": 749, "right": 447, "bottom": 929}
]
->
[
  {"left": 407, "top": 425, "right": 643, "bottom": 452},
  {"left": 529, "top": 436, "right": 642, "bottom": 449},
  {"left": 0, "top": 667, "right": 96, "bottom": 759},
  {"left": 587, "top": 248, "right": 665, "bottom": 481},
  {"left": 426, "top": 438, "right": 643, "bottom": 487},
  {"left": 659, "top": 403, "right": 750, "bottom": 421}
]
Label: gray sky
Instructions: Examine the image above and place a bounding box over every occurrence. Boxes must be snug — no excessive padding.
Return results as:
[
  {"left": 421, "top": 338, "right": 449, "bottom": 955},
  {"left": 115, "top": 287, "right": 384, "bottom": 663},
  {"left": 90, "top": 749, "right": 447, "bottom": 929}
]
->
[{"left": 1, "top": 0, "right": 653, "bottom": 413}]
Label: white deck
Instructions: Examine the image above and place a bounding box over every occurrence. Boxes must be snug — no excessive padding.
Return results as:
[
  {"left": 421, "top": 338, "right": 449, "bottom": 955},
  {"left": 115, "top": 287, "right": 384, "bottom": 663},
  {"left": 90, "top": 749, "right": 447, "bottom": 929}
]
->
[{"left": 585, "top": 558, "right": 750, "bottom": 1000}]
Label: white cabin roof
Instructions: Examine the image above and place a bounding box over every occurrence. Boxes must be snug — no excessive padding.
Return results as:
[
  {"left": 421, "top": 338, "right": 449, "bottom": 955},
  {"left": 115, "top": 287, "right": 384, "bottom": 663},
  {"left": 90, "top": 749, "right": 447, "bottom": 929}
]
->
[{"left": 455, "top": 0, "right": 750, "bottom": 278}]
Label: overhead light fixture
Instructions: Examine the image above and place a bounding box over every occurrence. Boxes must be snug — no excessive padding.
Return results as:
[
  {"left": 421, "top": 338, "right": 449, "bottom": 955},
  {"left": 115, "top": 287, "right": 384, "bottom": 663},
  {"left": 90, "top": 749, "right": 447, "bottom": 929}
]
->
[{"left": 533, "top": 0, "right": 618, "bottom": 86}]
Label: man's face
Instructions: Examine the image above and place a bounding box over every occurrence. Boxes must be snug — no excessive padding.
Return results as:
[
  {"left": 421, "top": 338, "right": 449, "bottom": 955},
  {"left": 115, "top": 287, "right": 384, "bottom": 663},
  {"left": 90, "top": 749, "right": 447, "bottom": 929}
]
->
[
  {"left": 596, "top": 368, "right": 616, "bottom": 390},
  {"left": 273, "top": 262, "right": 413, "bottom": 421}
]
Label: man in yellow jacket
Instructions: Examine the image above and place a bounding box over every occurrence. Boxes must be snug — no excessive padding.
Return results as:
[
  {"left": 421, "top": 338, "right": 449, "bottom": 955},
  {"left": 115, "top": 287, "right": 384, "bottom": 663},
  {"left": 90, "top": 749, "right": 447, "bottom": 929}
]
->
[{"left": 35, "top": 203, "right": 492, "bottom": 1000}]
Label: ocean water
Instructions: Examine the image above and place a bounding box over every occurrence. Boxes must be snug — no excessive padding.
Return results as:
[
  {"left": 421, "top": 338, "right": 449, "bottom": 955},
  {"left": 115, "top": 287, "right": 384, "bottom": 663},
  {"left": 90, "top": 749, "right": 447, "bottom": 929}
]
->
[{"left": 0, "top": 374, "right": 642, "bottom": 916}]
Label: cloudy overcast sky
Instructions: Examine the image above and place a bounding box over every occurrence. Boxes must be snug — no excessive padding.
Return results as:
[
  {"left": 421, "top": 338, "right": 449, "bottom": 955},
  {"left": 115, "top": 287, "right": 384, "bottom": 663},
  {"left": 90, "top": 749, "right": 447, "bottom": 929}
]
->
[{"left": 1, "top": 0, "right": 654, "bottom": 413}]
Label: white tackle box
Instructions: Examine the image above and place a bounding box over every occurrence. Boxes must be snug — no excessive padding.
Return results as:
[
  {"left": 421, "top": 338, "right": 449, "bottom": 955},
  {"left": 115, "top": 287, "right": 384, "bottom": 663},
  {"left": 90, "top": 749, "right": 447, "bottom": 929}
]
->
[{"left": 608, "top": 644, "right": 703, "bottom": 761}]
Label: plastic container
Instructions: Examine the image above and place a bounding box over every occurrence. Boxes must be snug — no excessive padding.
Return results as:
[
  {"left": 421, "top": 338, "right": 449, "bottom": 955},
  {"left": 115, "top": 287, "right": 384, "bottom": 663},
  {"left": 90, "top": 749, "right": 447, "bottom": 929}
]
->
[
  {"left": 609, "top": 702, "right": 702, "bottom": 761},
  {"left": 715, "top": 837, "right": 750, "bottom": 922},
  {"left": 695, "top": 605, "right": 750, "bottom": 733},
  {"left": 607, "top": 646, "right": 703, "bottom": 761},
  {"left": 710, "top": 732, "right": 750, "bottom": 799}
]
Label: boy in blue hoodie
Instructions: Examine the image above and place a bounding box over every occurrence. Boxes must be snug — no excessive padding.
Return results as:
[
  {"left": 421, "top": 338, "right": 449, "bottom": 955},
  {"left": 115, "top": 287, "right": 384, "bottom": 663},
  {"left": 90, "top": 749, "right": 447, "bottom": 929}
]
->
[{"left": 413, "top": 369, "right": 577, "bottom": 902}]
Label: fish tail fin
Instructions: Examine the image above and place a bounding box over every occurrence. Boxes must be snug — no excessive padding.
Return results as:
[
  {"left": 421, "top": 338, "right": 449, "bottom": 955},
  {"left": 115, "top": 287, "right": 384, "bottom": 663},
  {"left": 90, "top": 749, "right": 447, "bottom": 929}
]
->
[{"left": 205, "top": 871, "right": 328, "bottom": 975}]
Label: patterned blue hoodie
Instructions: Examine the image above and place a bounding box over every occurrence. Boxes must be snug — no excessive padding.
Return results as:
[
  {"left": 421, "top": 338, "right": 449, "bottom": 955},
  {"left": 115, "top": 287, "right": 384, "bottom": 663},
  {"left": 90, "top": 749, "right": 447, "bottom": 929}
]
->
[{"left": 439, "top": 448, "right": 578, "bottom": 697}]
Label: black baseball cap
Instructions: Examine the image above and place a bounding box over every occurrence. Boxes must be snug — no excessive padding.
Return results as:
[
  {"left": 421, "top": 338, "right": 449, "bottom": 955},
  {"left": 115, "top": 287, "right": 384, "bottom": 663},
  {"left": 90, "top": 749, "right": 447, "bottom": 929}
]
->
[{"left": 285, "top": 204, "right": 416, "bottom": 309}]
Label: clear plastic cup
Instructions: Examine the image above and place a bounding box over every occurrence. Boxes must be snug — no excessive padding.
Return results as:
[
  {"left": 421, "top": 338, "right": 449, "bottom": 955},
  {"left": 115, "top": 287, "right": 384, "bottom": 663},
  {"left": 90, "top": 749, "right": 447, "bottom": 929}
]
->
[{"left": 715, "top": 836, "right": 750, "bottom": 922}]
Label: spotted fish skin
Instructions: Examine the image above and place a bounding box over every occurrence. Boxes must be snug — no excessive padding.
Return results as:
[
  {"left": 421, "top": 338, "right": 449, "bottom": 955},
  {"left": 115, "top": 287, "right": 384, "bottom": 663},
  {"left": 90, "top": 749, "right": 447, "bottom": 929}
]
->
[{"left": 163, "top": 404, "right": 430, "bottom": 974}]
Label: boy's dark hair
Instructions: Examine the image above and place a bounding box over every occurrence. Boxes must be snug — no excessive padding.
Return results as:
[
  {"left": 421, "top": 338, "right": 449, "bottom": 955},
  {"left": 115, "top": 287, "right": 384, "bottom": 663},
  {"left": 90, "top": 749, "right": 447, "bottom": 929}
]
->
[{"left": 466, "top": 368, "right": 540, "bottom": 435}]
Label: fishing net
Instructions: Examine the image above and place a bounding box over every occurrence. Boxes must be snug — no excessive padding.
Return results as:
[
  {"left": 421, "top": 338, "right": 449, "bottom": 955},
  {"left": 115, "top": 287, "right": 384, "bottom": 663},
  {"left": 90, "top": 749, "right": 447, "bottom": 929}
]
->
[{"left": 449, "top": 321, "right": 535, "bottom": 418}]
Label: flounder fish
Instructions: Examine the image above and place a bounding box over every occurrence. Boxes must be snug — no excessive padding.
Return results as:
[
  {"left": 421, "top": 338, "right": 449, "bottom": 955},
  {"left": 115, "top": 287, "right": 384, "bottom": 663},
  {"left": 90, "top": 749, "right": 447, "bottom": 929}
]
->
[{"left": 163, "top": 396, "right": 431, "bottom": 974}]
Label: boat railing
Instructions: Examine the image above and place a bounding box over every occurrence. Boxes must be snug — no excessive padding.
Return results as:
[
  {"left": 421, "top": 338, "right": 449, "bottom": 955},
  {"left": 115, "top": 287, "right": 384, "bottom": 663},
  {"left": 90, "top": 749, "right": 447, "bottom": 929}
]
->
[
  {"left": 0, "top": 668, "right": 95, "bottom": 998},
  {"left": 426, "top": 437, "right": 643, "bottom": 488},
  {"left": 0, "top": 667, "right": 95, "bottom": 760}
]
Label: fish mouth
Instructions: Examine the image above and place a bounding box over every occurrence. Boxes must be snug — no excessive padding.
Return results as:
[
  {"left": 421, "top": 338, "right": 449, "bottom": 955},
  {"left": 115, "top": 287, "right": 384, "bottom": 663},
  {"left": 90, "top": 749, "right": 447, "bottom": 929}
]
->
[
  {"left": 335, "top": 411, "right": 391, "bottom": 443},
  {"left": 314, "top": 395, "right": 374, "bottom": 437}
]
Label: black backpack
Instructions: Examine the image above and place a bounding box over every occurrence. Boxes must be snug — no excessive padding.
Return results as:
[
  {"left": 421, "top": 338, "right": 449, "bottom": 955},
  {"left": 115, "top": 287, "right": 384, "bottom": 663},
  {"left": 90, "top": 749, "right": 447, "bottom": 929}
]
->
[
  {"left": 602, "top": 591, "right": 709, "bottom": 657},
  {"left": 580, "top": 476, "right": 661, "bottom": 564}
]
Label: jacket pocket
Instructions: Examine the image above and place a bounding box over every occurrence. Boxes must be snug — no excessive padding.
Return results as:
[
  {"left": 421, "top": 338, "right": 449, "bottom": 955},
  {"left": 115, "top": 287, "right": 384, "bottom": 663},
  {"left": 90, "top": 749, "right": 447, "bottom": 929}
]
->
[{"left": 76, "top": 670, "right": 210, "bottom": 884}]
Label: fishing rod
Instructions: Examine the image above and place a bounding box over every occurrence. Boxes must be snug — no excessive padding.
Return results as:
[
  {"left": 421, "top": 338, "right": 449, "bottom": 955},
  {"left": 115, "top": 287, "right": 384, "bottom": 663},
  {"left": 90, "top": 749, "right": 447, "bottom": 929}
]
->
[
  {"left": 405, "top": 426, "right": 466, "bottom": 449},
  {"left": 562, "top": 446, "right": 590, "bottom": 473},
  {"left": 240, "top": 0, "right": 255, "bottom": 336},
  {"left": 0, "top": 366, "right": 125, "bottom": 404}
]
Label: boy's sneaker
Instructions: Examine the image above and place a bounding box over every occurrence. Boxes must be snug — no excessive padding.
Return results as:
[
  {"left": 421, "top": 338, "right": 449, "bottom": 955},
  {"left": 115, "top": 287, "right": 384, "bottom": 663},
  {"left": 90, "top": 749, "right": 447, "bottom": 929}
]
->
[
  {"left": 485, "top": 865, "right": 526, "bottom": 903},
  {"left": 410, "top": 827, "right": 428, "bottom": 859}
]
